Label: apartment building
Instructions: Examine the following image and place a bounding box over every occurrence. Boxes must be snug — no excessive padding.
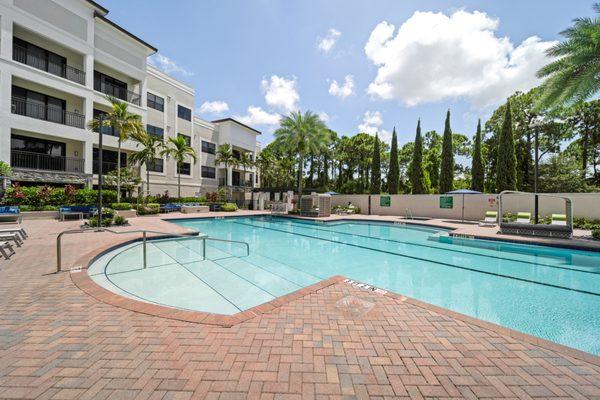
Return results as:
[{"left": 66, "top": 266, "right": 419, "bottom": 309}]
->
[{"left": 0, "top": 0, "right": 260, "bottom": 198}]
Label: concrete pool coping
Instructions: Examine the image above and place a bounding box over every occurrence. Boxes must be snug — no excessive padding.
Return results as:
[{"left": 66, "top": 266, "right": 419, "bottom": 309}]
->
[{"left": 72, "top": 232, "right": 600, "bottom": 368}]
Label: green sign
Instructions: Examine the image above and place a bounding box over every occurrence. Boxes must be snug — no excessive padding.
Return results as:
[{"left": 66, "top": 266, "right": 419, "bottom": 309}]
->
[
  {"left": 380, "top": 196, "right": 391, "bottom": 207},
  {"left": 440, "top": 196, "right": 453, "bottom": 209}
]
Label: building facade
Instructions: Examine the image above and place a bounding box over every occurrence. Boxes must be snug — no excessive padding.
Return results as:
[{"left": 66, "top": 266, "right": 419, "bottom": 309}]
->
[{"left": 0, "top": 0, "right": 260, "bottom": 198}]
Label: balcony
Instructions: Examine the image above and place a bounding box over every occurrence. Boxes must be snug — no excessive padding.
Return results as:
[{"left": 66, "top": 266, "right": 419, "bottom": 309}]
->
[
  {"left": 92, "top": 160, "right": 121, "bottom": 175},
  {"left": 11, "top": 97, "right": 85, "bottom": 129},
  {"left": 11, "top": 150, "right": 85, "bottom": 173},
  {"left": 12, "top": 43, "right": 86, "bottom": 85},
  {"left": 219, "top": 178, "right": 254, "bottom": 188},
  {"left": 94, "top": 80, "right": 141, "bottom": 106}
]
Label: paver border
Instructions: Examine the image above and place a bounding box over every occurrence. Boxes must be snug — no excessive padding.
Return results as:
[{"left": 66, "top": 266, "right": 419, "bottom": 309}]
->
[{"left": 68, "top": 228, "right": 600, "bottom": 367}]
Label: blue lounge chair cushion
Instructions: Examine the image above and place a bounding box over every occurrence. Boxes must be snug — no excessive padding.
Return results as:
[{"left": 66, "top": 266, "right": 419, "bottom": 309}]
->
[{"left": 0, "top": 206, "right": 19, "bottom": 214}]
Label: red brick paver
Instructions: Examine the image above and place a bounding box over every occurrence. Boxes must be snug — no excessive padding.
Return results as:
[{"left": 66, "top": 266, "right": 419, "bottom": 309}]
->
[{"left": 0, "top": 216, "right": 599, "bottom": 399}]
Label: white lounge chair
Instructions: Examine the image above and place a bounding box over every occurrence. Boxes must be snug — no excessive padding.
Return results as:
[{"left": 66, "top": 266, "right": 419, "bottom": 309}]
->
[
  {"left": 0, "top": 233, "right": 23, "bottom": 248},
  {"left": 551, "top": 214, "right": 567, "bottom": 226},
  {"left": 516, "top": 212, "right": 532, "bottom": 224},
  {"left": 0, "top": 241, "right": 15, "bottom": 260},
  {"left": 479, "top": 211, "right": 498, "bottom": 227},
  {"left": 0, "top": 227, "right": 27, "bottom": 240}
]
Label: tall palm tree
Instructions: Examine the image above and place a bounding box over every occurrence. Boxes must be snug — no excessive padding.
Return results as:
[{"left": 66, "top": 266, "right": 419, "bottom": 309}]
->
[
  {"left": 274, "top": 110, "right": 328, "bottom": 203},
  {"left": 161, "top": 136, "right": 197, "bottom": 198},
  {"left": 238, "top": 152, "right": 254, "bottom": 187},
  {"left": 129, "top": 130, "right": 164, "bottom": 198},
  {"left": 536, "top": 3, "right": 600, "bottom": 109},
  {"left": 215, "top": 143, "right": 238, "bottom": 186},
  {"left": 87, "top": 96, "right": 143, "bottom": 202}
]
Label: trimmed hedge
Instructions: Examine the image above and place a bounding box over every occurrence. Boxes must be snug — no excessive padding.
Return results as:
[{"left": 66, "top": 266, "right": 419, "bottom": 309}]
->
[
  {"left": 137, "top": 203, "right": 160, "bottom": 215},
  {"left": 3, "top": 185, "right": 116, "bottom": 207},
  {"left": 220, "top": 203, "right": 238, "bottom": 212},
  {"left": 111, "top": 202, "right": 132, "bottom": 210}
]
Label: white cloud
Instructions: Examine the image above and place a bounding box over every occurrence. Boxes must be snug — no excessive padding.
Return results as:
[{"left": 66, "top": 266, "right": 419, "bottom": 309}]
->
[
  {"left": 358, "top": 111, "right": 391, "bottom": 143},
  {"left": 328, "top": 75, "right": 355, "bottom": 99},
  {"left": 318, "top": 112, "right": 330, "bottom": 122},
  {"left": 317, "top": 28, "right": 341, "bottom": 53},
  {"left": 364, "top": 11, "right": 556, "bottom": 108},
  {"left": 148, "top": 54, "right": 193, "bottom": 77},
  {"left": 235, "top": 106, "right": 280, "bottom": 127},
  {"left": 261, "top": 75, "right": 299, "bottom": 113},
  {"left": 198, "top": 100, "right": 229, "bottom": 115}
]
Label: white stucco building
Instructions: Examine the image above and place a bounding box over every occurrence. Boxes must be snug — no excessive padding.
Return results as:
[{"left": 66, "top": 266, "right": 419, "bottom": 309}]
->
[{"left": 0, "top": 0, "right": 260, "bottom": 199}]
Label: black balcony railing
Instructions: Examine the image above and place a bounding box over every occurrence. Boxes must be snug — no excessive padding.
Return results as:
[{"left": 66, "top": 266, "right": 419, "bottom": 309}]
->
[
  {"left": 11, "top": 150, "right": 85, "bottom": 173},
  {"left": 11, "top": 97, "right": 85, "bottom": 129},
  {"left": 13, "top": 44, "right": 86, "bottom": 85},
  {"left": 219, "top": 178, "right": 254, "bottom": 188},
  {"left": 94, "top": 80, "right": 141, "bottom": 105}
]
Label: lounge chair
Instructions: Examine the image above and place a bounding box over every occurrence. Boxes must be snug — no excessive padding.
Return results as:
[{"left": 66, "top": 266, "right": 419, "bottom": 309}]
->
[
  {"left": 0, "top": 227, "right": 28, "bottom": 240},
  {"left": 479, "top": 211, "right": 498, "bottom": 227},
  {"left": 551, "top": 214, "right": 567, "bottom": 226},
  {"left": 0, "top": 233, "right": 23, "bottom": 247},
  {"left": 160, "top": 203, "right": 181, "bottom": 213},
  {"left": 0, "top": 206, "right": 21, "bottom": 223},
  {"left": 0, "top": 241, "right": 15, "bottom": 260},
  {"left": 516, "top": 212, "right": 532, "bottom": 224}
]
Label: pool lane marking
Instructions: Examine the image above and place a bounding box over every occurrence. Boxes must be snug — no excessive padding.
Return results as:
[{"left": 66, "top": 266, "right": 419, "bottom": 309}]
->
[
  {"left": 232, "top": 220, "right": 600, "bottom": 297},
  {"left": 262, "top": 218, "right": 600, "bottom": 276}
]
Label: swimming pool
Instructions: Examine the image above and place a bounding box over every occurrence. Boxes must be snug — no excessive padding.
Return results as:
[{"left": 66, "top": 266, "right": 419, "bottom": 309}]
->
[{"left": 88, "top": 216, "right": 600, "bottom": 355}]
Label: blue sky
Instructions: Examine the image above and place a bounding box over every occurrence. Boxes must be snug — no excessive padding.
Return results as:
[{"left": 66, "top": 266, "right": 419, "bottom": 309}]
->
[{"left": 100, "top": 0, "right": 593, "bottom": 147}]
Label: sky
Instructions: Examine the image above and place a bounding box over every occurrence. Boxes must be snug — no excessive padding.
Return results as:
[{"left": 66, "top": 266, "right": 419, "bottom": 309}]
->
[{"left": 99, "top": 0, "right": 594, "bottom": 147}]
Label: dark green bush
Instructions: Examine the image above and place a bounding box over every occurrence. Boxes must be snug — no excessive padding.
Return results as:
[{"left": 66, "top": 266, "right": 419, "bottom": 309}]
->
[
  {"left": 592, "top": 227, "right": 600, "bottom": 240},
  {"left": 111, "top": 202, "right": 132, "bottom": 210},
  {"left": 88, "top": 216, "right": 113, "bottom": 227},
  {"left": 113, "top": 215, "right": 128, "bottom": 225}
]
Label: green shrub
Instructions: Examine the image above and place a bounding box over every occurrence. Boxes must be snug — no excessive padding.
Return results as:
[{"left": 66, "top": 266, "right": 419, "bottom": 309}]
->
[
  {"left": 220, "top": 203, "right": 238, "bottom": 212},
  {"left": 592, "top": 227, "right": 600, "bottom": 240},
  {"left": 137, "top": 203, "right": 160, "bottom": 215},
  {"left": 179, "top": 197, "right": 206, "bottom": 203},
  {"left": 113, "top": 215, "right": 128, "bottom": 225},
  {"left": 111, "top": 202, "right": 132, "bottom": 210},
  {"left": 88, "top": 216, "right": 113, "bottom": 227},
  {"left": 42, "top": 205, "right": 60, "bottom": 211}
]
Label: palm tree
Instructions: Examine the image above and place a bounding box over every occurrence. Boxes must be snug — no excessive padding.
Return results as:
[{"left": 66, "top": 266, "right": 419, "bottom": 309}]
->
[
  {"left": 87, "top": 96, "right": 143, "bottom": 202},
  {"left": 536, "top": 3, "right": 600, "bottom": 109},
  {"left": 274, "top": 110, "right": 328, "bottom": 203},
  {"left": 238, "top": 152, "right": 254, "bottom": 187},
  {"left": 161, "top": 136, "right": 197, "bottom": 198},
  {"left": 129, "top": 130, "right": 164, "bottom": 198},
  {"left": 215, "top": 144, "right": 238, "bottom": 186}
]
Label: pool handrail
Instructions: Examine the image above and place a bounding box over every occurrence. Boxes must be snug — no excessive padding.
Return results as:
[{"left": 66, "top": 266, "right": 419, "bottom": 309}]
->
[{"left": 56, "top": 228, "right": 250, "bottom": 273}]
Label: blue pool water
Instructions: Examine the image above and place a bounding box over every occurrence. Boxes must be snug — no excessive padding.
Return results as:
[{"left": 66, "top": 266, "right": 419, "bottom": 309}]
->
[{"left": 88, "top": 216, "right": 600, "bottom": 355}]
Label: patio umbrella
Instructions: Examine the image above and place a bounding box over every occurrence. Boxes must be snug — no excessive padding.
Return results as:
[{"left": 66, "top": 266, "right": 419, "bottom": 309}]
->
[{"left": 445, "top": 189, "right": 482, "bottom": 222}]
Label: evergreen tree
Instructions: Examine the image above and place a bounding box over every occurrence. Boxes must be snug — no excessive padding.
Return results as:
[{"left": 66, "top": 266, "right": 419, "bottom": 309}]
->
[
  {"left": 388, "top": 128, "right": 399, "bottom": 194},
  {"left": 370, "top": 133, "right": 381, "bottom": 194},
  {"left": 438, "top": 110, "right": 454, "bottom": 193},
  {"left": 496, "top": 99, "right": 517, "bottom": 191},
  {"left": 409, "top": 120, "right": 427, "bottom": 194},
  {"left": 471, "top": 119, "right": 485, "bottom": 191}
]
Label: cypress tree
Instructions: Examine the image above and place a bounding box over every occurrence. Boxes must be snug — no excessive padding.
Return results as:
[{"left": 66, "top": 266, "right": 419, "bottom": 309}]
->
[
  {"left": 388, "top": 128, "right": 399, "bottom": 194},
  {"left": 496, "top": 99, "right": 517, "bottom": 191},
  {"left": 439, "top": 110, "right": 454, "bottom": 193},
  {"left": 471, "top": 119, "right": 485, "bottom": 192},
  {"left": 409, "top": 120, "right": 427, "bottom": 194},
  {"left": 370, "top": 133, "right": 381, "bottom": 194}
]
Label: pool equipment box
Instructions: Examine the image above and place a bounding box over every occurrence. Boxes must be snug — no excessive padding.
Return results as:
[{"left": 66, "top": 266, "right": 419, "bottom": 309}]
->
[{"left": 380, "top": 196, "right": 391, "bottom": 207}]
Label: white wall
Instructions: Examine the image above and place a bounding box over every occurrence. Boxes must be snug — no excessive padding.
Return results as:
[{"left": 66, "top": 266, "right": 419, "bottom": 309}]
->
[{"left": 331, "top": 193, "right": 600, "bottom": 220}]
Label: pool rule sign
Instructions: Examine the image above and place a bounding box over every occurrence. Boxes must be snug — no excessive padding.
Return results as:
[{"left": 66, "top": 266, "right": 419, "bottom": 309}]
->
[
  {"left": 380, "top": 196, "right": 391, "bottom": 207},
  {"left": 440, "top": 196, "right": 453, "bottom": 209}
]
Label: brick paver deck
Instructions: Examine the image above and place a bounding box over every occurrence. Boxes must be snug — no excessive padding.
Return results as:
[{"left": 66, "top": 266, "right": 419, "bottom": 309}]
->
[{"left": 1, "top": 215, "right": 599, "bottom": 399}]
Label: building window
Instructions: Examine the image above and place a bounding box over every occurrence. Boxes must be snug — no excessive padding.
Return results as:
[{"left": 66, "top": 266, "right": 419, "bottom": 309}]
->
[
  {"left": 13, "top": 38, "right": 67, "bottom": 78},
  {"left": 178, "top": 133, "right": 191, "bottom": 146},
  {"left": 177, "top": 105, "right": 191, "bottom": 121},
  {"left": 147, "top": 92, "right": 164, "bottom": 112},
  {"left": 201, "top": 166, "right": 216, "bottom": 179},
  {"left": 147, "top": 158, "right": 164, "bottom": 173},
  {"left": 201, "top": 140, "right": 216, "bottom": 154},
  {"left": 177, "top": 162, "right": 191, "bottom": 176},
  {"left": 92, "top": 109, "right": 118, "bottom": 137},
  {"left": 93, "top": 148, "right": 126, "bottom": 174},
  {"left": 12, "top": 85, "right": 66, "bottom": 124},
  {"left": 147, "top": 124, "right": 164, "bottom": 139}
]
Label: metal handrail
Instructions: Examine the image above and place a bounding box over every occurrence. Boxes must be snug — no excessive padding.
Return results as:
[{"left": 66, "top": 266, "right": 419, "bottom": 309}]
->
[{"left": 56, "top": 228, "right": 250, "bottom": 273}]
